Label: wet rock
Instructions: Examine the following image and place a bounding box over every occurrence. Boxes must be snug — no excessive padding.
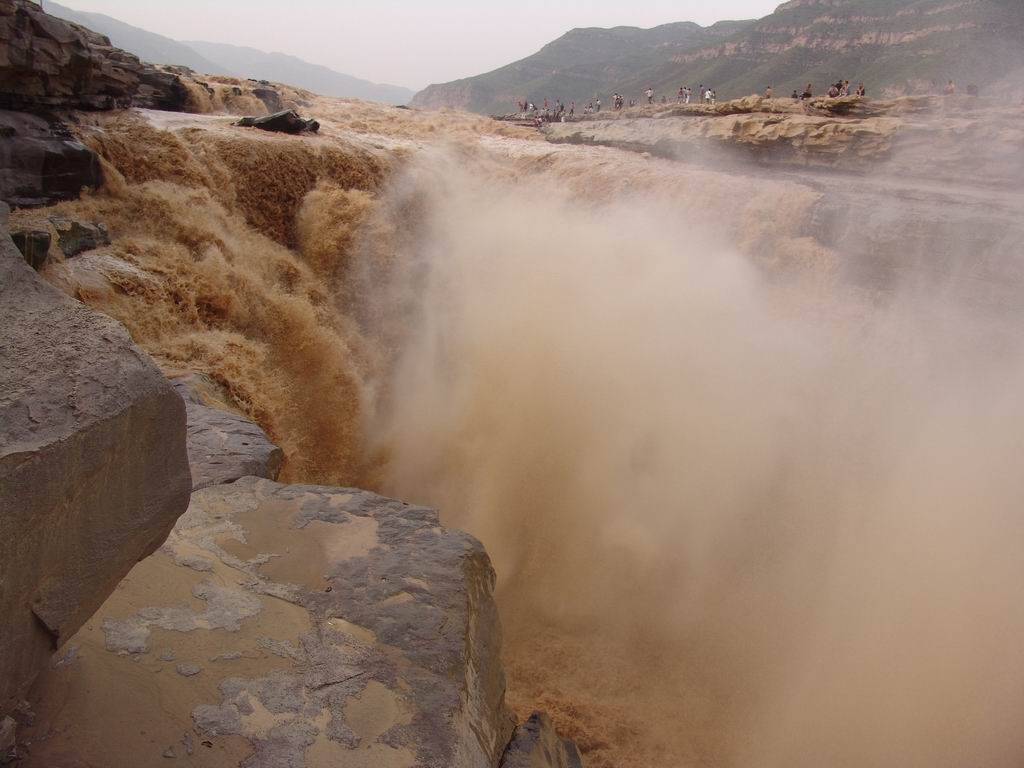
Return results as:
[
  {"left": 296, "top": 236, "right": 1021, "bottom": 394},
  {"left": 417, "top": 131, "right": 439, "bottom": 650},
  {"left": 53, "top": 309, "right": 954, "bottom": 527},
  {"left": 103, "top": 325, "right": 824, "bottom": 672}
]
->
[
  {"left": 9, "top": 228, "right": 50, "bottom": 269},
  {"left": 208, "top": 652, "right": 242, "bottom": 662},
  {"left": 235, "top": 109, "right": 320, "bottom": 135},
  {"left": 500, "top": 712, "right": 583, "bottom": 768},
  {"left": 170, "top": 374, "right": 284, "bottom": 491},
  {"left": 49, "top": 216, "right": 109, "bottom": 257},
  {"left": 0, "top": 110, "right": 102, "bottom": 207},
  {"left": 0, "top": 207, "right": 192, "bottom": 718},
  {"left": 21, "top": 477, "right": 530, "bottom": 767},
  {"left": 175, "top": 663, "right": 202, "bottom": 678}
]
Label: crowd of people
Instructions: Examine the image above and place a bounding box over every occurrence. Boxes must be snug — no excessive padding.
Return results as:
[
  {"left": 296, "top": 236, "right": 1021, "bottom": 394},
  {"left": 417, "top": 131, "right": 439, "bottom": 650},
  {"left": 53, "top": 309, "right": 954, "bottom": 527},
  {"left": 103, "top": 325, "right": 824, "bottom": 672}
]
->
[
  {"left": 781, "top": 79, "right": 867, "bottom": 100},
  {"left": 516, "top": 83, "right": 724, "bottom": 122},
  {"left": 516, "top": 74, "right": 980, "bottom": 124}
]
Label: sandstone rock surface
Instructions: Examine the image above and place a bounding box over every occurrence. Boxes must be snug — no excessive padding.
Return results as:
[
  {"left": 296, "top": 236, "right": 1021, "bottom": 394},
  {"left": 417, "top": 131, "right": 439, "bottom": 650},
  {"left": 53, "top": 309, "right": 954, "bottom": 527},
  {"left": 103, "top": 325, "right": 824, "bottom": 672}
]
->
[
  {"left": 171, "top": 374, "right": 284, "bottom": 491},
  {"left": 545, "top": 100, "right": 902, "bottom": 170},
  {"left": 545, "top": 96, "right": 1024, "bottom": 185},
  {"left": 21, "top": 477, "right": 516, "bottom": 767},
  {"left": 0, "top": 203, "right": 192, "bottom": 718}
]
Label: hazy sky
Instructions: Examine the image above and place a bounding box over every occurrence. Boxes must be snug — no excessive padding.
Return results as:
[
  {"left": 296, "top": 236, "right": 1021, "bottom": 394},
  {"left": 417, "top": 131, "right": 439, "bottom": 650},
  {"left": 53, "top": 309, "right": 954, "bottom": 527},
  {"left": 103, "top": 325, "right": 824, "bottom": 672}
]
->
[{"left": 54, "top": 0, "right": 782, "bottom": 90}]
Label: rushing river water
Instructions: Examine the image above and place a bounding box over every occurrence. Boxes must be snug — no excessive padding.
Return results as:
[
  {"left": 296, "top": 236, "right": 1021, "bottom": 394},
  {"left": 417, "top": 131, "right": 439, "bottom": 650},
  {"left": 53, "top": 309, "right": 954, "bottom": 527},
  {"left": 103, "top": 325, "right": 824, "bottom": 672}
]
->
[{"left": 48, "top": 101, "right": 1024, "bottom": 768}]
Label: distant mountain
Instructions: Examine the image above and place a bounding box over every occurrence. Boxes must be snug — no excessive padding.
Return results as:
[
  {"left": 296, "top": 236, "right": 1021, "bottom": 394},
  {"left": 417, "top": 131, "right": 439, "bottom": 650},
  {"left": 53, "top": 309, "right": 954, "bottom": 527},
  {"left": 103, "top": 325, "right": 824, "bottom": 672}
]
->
[
  {"left": 47, "top": 2, "right": 230, "bottom": 75},
  {"left": 47, "top": 2, "right": 416, "bottom": 105},
  {"left": 411, "top": 20, "right": 753, "bottom": 114},
  {"left": 413, "top": 0, "right": 1024, "bottom": 113},
  {"left": 185, "top": 41, "right": 415, "bottom": 105}
]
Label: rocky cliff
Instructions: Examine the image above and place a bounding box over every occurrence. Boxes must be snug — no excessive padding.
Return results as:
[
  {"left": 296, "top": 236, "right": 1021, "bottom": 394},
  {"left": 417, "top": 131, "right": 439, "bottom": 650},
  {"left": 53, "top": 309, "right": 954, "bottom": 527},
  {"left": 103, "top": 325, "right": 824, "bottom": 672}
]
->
[{"left": 0, "top": 0, "right": 191, "bottom": 111}]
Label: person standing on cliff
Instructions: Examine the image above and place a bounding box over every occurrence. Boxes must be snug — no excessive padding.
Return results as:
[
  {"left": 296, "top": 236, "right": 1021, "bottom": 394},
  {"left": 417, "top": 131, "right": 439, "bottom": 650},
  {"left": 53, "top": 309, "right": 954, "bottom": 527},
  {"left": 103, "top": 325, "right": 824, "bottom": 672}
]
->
[
  {"left": 802, "top": 83, "right": 814, "bottom": 99},
  {"left": 765, "top": 85, "right": 774, "bottom": 99},
  {"left": 646, "top": 87, "right": 654, "bottom": 104},
  {"left": 569, "top": 101, "right": 575, "bottom": 118},
  {"left": 945, "top": 80, "right": 956, "bottom": 95}
]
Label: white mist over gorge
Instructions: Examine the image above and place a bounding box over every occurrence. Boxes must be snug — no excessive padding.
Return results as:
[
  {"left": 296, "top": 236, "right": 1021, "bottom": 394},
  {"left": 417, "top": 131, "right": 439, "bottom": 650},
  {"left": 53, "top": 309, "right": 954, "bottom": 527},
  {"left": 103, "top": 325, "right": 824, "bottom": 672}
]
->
[{"left": 2, "top": 1, "right": 1024, "bottom": 767}]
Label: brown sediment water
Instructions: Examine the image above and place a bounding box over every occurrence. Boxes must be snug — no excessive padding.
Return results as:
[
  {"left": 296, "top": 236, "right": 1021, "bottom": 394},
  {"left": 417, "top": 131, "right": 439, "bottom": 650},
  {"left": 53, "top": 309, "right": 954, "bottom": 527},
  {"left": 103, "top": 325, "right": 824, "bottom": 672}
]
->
[{"left": 26, "top": 96, "right": 1024, "bottom": 768}]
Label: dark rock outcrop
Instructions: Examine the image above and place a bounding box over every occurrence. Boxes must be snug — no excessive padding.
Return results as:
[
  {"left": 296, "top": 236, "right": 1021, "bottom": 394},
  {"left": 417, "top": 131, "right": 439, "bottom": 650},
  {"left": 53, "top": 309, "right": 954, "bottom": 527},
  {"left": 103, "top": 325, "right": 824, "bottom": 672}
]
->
[
  {"left": 0, "top": 110, "right": 101, "bottom": 207},
  {"left": 170, "top": 373, "right": 284, "bottom": 491},
  {"left": 48, "top": 215, "right": 109, "bottom": 256},
  {"left": 501, "top": 712, "right": 584, "bottom": 768},
  {"left": 0, "top": 0, "right": 189, "bottom": 112},
  {"left": 235, "top": 109, "right": 320, "bottom": 134},
  {"left": 0, "top": 201, "right": 192, "bottom": 719}
]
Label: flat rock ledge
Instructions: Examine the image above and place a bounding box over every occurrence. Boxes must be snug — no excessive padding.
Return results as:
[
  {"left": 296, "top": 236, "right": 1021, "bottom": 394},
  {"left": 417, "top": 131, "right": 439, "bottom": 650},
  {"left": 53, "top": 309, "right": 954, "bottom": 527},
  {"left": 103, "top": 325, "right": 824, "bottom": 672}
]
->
[{"left": 20, "top": 476, "right": 521, "bottom": 767}]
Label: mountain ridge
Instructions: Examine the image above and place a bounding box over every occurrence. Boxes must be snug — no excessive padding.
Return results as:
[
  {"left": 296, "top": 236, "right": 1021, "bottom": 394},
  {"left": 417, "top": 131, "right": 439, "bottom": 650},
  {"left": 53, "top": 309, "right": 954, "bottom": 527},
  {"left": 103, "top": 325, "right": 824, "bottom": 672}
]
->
[
  {"left": 412, "top": 0, "right": 1024, "bottom": 113},
  {"left": 183, "top": 40, "right": 414, "bottom": 105},
  {"left": 46, "top": 1, "right": 230, "bottom": 76}
]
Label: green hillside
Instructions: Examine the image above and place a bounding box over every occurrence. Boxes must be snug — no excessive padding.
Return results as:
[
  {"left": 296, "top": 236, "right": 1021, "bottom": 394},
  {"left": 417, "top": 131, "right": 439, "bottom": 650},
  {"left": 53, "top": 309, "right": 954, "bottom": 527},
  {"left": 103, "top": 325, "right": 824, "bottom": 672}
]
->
[{"left": 412, "top": 0, "right": 1024, "bottom": 113}]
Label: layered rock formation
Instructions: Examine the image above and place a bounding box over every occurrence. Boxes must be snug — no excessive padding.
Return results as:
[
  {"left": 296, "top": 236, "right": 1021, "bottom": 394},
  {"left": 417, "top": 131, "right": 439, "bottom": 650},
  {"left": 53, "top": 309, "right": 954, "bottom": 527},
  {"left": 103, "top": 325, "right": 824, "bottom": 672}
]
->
[
  {"left": 545, "top": 96, "right": 902, "bottom": 170},
  {"left": 0, "top": 0, "right": 189, "bottom": 111},
  {"left": 545, "top": 95, "right": 1024, "bottom": 183},
  {"left": 0, "top": 203, "right": 192, "bottom": 720}
]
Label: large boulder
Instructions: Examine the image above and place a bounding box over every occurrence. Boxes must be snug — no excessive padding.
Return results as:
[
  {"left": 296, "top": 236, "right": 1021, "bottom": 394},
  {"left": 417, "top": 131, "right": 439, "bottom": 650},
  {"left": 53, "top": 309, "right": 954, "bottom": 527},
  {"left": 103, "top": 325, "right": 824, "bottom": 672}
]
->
[
  {"left": 170, "top": 373, "right": 284, "bottom": 490},
  {"left": 0, "top": 202, "right": 192, "bottom": 719},
  {"left": 0, "top": 110, "right": 102, "bottom": 207},
  {"left": 20, "top": 477, "right": 517, "bottom": 767}
]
